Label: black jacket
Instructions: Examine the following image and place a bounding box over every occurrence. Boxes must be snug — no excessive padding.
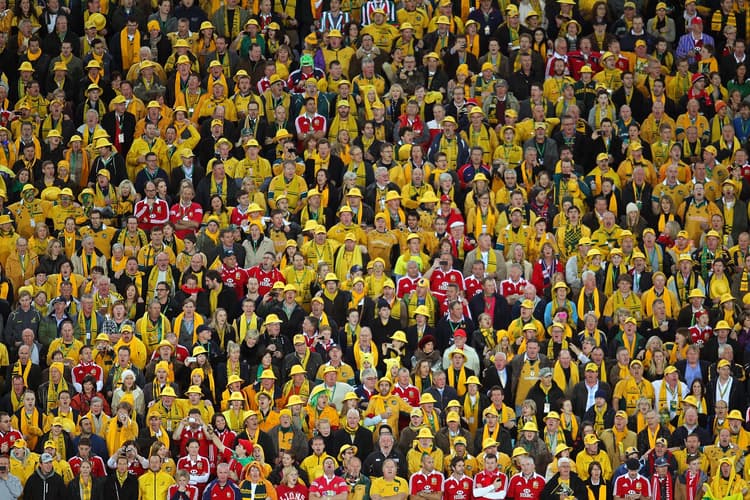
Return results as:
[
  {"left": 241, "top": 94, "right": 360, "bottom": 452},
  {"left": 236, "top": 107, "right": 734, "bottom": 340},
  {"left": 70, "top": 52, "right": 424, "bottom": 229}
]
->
[
  {"left": 196, "top": 174, "right": 238, "bottom": 209},
  {"left": 637, "top": 425, "right": 673, "bottom": 454},
  {"left": 89, "top": 153, "right": 128, "bottom": 187},
  {"left": 170, "top": 164, "right": 206, "bottom": 193},
  {"left": 469, "top": 293, "right": 510, "bottom": 331},
  {"left": 572, "top": 381, "right": 612, "bottom": 417},
  {"left": 332, "top": 426, "right": 374, "bottom": 461},
  {"left": 541, "top": 472, "right": 587, "bottom": 499},
  {"left": 68, "top": 475, "right": 104, "bottom": 498},
  {"left": 270, "top": 302, "right": 306, "bottom": 341},
  {"left": 23, "top": 469, "right": 69, "bottom": 500},
  {"left": 425, "top": 385, "right": 460, "bottom": 412},
  {"left": 101, "top": 111, "right": 137, "bottom": 161},
  {"left": 707, "top": 376, "right": 745, "bottom": 413},
  {"left": 482, "top": 365, "right": 514, "bottom": 404},
  {"left": 102, "top": 469, "right": 140, "bottom": 498},
  {"left": 526, "top": 379, "right": 565, "bottom": 425}
]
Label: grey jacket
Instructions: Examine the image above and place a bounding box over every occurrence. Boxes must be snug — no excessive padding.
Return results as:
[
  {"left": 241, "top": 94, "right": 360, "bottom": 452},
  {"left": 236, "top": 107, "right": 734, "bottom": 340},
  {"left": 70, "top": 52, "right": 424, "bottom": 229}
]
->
[{"left": 0, "top": 473, "right": 22, "bottom": 500}]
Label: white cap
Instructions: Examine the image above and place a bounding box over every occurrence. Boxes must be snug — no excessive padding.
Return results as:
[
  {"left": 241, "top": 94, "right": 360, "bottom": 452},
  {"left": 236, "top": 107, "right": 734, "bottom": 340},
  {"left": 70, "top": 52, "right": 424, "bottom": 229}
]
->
[{"left": 450, "top": 221, "right": 465, "bottom": 229}]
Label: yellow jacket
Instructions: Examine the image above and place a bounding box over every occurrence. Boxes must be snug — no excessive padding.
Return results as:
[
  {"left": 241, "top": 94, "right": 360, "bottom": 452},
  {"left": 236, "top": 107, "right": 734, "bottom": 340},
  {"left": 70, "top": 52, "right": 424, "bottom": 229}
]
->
[
  {"left": 113, "top": 337, "right": 148, "bottom": 370},
  {"left": 8, "top": 200, "right": 53, "bottom": 239},
  {"left": 139, "top": 469, "right": 176, "bottom": 500},
  {"left": 10, "top": 450, "right": 39, "bottom": 487},
  {"left": 576, "top": 449, "right": 612, "bottom": 480},
  {"left": 0, "top": 232, "right": 19, "bottom": 269},
  {"left": 47, "top": 338, "right": 83, "bottom": 366},
  {"left": 105, "top": 415, "right": 139, "bottom": 456},
  {"left": 126, "top": 137, "right": 170, "bottom": 179},
  {"left": 366, "top": 393, "right": 413, "bottom": 438},
  {"left": 407, "top": 445, "right": 444, "bottom": 475}
]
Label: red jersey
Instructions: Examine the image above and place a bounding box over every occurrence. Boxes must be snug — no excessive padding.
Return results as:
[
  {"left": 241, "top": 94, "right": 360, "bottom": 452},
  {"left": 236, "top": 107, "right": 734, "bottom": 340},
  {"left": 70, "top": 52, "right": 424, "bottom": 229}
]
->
[
  {"left": 72, "top": 362, "right": 103, "bottom": 388},
  {"left": 614, "top": 473, "right": 651, "bottom": 498},
  {"left": 169, "top": 201, "right": 204, "bottom": 239},
  {"left": 410, "top": 470, "right": 445, "bottom": 496},
  {"left": 0, "top": 429, "right": 23, "bottom": 453},
  {"left": 295, "top": 114, "right": 327, "bottom": 137},
  {"left": 445, "top": 474, "right": 474, "bottom": 500},
  {"left": 499, "top": 278, "right": 528, "bottom": 298},
  {"left": 134, "top": 198, "right": 170, "bottom": 231},
  {"left": 247, "top": 265, "right": 285, "bottom": 297},
  {"left": 392, "top": 383, "right": 420, "bottom": 407},
  {"left": 309, "top": 474, "right": 349, "bottom": 497},
  {"left": 277, "top": 482, "right": 309, "bottom": 500},
  {"left": 230, "top": 206, "right": 250, "bottom": 227},
  {"left": 506, "top": 472, "right": 545, "bottom": 500},
  {"left": 69, "top": 455, "right": 107, "bottom": 477},
  {"left": 397, "top": 276, "right": 419, "bottom": 298},
  {"left": 204, "top": 480, "right": 241, "bottom": 500},
  {"left": 688, "top": 325, "right": 712, "bottom": 347},
  {"left": 178, "top": 427, "right": 210, "bottom": 458},
  {"left": 430, "top": 269, "right": 465, "bottom": 297},
  {"left": 209, "top": 429, "right": 237, "bottom": 471},
  {"left": 397, "top": 115, "right": 426, "bottom": 141},
  {"left": 167, "top": 484, "right": 200, "bottom": 500},
  {"left": 566, "top": 50, "right": 602, "bottom": 80},
  {"left": 473, "top": 469, "right": 507, "bottom": 500},
  {"left": 464, "top": 276, "right": 483, "bottom": 299},
  {"left": 439, "top": 298, "right": 472, "bottom": 319},
  {"left": 127, "top": 459, "right": 146, "bottom": 476},
  {"left": 220, "top": 265, "right": 251, "bottom": 299},
  {"left": 176, "top": 455, "right": 211, "bottom": 494}
]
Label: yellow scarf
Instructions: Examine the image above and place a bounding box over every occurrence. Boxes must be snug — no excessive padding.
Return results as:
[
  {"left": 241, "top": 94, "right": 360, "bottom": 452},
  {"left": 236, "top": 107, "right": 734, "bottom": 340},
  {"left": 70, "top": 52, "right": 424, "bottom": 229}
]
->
[
  {"left": 353, "top": 341, "right": 378, "bottom": 371},
  {"left": 236, "top": 314, "right": 260, "bottom": 343},
  {"left": 553, "top": 360, "right": 579, "bottom": 394},
  {"left": 223, "top": 7, "right": 242, "bottom": 39},
  {"left": 46, "top": 377, "right": 69, "bottom": 413},
  {"left": 138, "top": 312, "right": 167, "bottom": 350},
  {"left": 335, "top": 248, "right": 364, "bottom": 282},
  {"left": 119, "top": 29, "right": 141, "bottom": 70},
  {"left": 462, "top": 393, "right": 481, "bottom": 434},
  {"left": 447, "top": 365, "right": 469, "bottom": 397},
  {"left": 173, "top": 313, "right": 205, "bottom": 345},
  {"left": 657, "top": 379, "right": 682, "bottom": 417},
  {"left": 76, "top": 311, "right": 99, "bottom": 344},
  {"left": 11, "top": 360, "right": 32, "bottom": 388}
]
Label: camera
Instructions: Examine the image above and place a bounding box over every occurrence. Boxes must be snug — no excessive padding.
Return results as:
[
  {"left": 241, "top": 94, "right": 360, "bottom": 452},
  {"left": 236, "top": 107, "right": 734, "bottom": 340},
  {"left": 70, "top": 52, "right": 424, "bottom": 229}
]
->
[
  {"left": 439, "top": 260, "right": 448, "bottom": 266},
  {"left": 188, "top": 417, "right": 196, "bottom": 423},
  {"left": 0, "top": 466, "right": 7, "bottom": 472}
]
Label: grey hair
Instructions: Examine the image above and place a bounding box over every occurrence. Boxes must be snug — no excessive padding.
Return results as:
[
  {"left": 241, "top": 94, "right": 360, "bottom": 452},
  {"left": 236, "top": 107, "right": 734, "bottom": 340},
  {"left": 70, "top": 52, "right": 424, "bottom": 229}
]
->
[
  {"left": 581, "top": 270, "right": 596, "bottom": 282},
  {"left": 439, "top": 172, "right": 452, "bottom": 183}
]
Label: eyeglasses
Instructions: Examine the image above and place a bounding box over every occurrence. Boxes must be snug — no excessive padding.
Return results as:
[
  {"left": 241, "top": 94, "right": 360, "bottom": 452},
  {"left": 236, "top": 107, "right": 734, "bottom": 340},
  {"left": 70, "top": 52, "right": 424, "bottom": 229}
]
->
[
  {"left": 157, "top": 288, "right": 169, "bottom": 292},
  {"left": 286, "top": 148, "right": 295, "bottom": 153}
]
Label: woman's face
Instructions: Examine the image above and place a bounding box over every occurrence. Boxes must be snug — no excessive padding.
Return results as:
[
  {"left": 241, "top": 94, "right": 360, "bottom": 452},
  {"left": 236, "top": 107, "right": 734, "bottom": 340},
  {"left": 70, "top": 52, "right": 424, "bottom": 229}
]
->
[
  {"left": 692, "top": 381, "right": 702, "bottom": 394},
  {"left": 211, "top": 197, "right": 222, "bottom": 211},
  {"left": 262, "top": 352, "right": 272, "bottom": 365},
  {"left": 126, "top": 285, "right": 136, "bottom": 299},
  {"left": 349, "top": 24, "right": 359, "bottom": 37},
  {"left": 419, "top": 361, "right": 430, "bottom": 375},
  {"left": 215, "top": 415, "right": 227, "bottom": 430},
  {"left": 596, "top": 3, "right": 606, "bottom": 15},
  {"left": 217, "top": 310, "right": 227, "bottom": 323},
  {"left": 660, "top": 198, "right": 671, "bottom": 213}
]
